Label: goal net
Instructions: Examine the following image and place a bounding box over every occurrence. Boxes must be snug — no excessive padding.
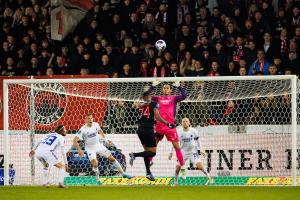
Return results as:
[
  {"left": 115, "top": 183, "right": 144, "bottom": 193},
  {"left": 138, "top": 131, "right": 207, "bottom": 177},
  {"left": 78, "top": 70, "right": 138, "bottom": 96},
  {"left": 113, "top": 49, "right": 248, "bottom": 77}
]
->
[{"left": 1, "top": 76, "right": 299, "bottom": 186}]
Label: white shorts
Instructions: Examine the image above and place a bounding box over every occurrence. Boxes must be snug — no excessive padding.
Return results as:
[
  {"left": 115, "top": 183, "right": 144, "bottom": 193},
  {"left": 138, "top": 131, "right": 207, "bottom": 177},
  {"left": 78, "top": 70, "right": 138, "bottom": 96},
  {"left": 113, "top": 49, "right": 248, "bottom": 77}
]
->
[
  {"left": 181, "top": 152, "right": 201, "bottom": 165},
  {"left": 36, "top": 150, "right": 60, "bottom": 166},
  {"left": 86, "top": 143, "right": 111, "bottom": 161}
]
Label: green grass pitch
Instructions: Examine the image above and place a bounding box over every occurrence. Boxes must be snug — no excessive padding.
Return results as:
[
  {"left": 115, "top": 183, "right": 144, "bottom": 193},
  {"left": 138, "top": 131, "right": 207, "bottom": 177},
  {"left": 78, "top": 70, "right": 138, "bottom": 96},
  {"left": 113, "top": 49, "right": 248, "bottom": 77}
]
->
[{"left": 1, "top": 186, "right": 299, "bottom": 200}]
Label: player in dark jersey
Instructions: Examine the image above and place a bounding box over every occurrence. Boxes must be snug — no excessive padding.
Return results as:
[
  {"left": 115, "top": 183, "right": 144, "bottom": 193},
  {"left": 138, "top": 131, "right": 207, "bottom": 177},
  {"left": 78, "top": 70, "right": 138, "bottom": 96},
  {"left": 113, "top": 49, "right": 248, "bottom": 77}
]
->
[{"left": 129, "top": 91, "right": 175, "bottom": 181}]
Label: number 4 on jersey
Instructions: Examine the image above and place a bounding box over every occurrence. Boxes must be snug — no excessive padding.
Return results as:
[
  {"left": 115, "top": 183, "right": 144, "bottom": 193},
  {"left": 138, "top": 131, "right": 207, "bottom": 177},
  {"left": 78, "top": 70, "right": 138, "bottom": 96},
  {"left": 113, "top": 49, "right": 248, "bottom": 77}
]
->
[{"left": 140, "top": 105, "right": 150, "bottom": 118}]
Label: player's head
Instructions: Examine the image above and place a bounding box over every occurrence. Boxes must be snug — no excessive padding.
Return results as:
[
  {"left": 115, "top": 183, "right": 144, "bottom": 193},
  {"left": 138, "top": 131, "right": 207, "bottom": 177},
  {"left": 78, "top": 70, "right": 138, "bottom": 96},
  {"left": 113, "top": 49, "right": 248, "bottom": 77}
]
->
[
  {"left": 85, "top": 113, "right": 93, "bottom": 126},
  {"left": 55, "top": 125, "right": 67, "bottom": 136},
  {"left": 162, "top": 84, "right": 171, "bottom": 95},
  {"left": 142, "top": 91, "right": 151, "bottom": 102},
  {"left": 181, "top": 118, "right": 190, "bottom": 129}
]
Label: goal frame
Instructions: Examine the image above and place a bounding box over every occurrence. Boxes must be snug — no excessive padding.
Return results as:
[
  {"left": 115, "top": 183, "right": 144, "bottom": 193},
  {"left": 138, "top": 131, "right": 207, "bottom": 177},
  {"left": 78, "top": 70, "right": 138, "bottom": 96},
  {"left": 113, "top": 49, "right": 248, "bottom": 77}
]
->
[{"left": 2, "top": 75, "right": 298, "bottom": 186}]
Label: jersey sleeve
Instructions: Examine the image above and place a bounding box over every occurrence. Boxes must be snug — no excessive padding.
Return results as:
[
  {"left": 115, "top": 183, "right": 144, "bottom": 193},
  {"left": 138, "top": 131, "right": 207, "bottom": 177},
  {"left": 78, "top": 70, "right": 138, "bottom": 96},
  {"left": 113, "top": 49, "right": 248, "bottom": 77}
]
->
[
  {"left": 193, "top": 128, "right": 199, "bottom": 140},
  {"left": 147, "top": 86, "right": 159, "bottom": 102},
  {"left": 154, "top": 102, "right": 159, "bottom": 109},
  {"left": 174, "top": 86, "right": 187, "bottom": 102},
  {"left": 59, "top": 136, "right": 67, "bottom": 164},
  {"left": 176, "top": 127, "right": 182, "bottom": 139},
  {"left": 94, "top": 122, "right": 100, "bottom": 129},
  {"left": 76, "top": 128, "right": 83, "bottom": 140},
  {"left": 192, "top": 128, "right": 202, "bottom": 151}
]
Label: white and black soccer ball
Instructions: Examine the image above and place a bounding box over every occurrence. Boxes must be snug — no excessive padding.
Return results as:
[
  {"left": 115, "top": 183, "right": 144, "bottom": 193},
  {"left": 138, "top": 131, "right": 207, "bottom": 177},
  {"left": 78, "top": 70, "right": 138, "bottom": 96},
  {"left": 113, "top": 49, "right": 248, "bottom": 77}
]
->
[{"left": 155, "top": 39, "right": 166, "bottom": 52}]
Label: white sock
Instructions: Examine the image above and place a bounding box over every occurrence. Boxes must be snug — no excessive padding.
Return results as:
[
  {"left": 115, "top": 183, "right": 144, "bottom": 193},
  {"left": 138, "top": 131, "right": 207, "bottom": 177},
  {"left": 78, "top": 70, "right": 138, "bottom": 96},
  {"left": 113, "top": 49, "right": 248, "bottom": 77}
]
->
[
  {"left": 42, "top": 168, "right": 49, "bottom": 184},
  {"left": 92, "top": 167, "right": 99, "bottom": 179},
  {"left": 112, "top": 160, "right": 124, "bottom": 174},
  {"left": 201, "top": 169, "right": 210, "bottom": 177},
  {"left": 59, "top": 168, "right": 65, "bottom": 185}
]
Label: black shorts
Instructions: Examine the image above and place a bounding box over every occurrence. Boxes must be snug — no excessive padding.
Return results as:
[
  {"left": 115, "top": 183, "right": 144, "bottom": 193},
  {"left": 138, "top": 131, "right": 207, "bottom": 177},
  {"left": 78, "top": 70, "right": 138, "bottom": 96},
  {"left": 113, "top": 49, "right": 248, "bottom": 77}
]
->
[{"left": 137, "top": 126, "right": 157, "bottom": 148}]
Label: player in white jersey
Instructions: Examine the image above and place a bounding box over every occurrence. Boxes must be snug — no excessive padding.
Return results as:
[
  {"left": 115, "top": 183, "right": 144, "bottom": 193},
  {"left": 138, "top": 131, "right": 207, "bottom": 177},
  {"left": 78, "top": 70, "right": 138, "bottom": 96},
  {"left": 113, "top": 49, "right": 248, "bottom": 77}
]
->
[
  {"left": 29, "top": 125, "right": 68, "bottom": 188},
  {"left": 73, "top": 114, "right": 132, "bottom": 185},
  {"left": 168, "top": 118, "right": 212, "bottom": 185}
]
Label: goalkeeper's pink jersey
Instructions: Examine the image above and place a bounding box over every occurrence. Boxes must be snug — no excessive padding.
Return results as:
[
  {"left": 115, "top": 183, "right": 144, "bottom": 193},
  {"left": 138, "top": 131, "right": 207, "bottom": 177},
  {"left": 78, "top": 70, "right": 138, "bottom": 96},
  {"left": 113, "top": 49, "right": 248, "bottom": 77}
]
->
[{"left": 152, "top": 86, "right": 187, "bottom": 125}]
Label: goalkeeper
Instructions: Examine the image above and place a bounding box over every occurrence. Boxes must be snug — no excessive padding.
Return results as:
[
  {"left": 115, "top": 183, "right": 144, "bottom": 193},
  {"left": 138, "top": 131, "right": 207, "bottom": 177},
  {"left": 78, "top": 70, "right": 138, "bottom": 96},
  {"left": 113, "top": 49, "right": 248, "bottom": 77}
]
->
[
  {"left": 168, "top": 118, "right": 212, "bottom": 185},
  {"left": 148, "top": 80, "right": 187, "bottom": 167}
]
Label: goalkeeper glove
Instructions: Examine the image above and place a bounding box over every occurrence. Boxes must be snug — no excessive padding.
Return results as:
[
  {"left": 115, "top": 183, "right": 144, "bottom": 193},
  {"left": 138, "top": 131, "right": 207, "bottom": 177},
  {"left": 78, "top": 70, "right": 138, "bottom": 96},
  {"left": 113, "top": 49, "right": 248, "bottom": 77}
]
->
[
  {"left": 167, "top": 123, "right": 176, "bottom": 129},
  {"left": 172, "top": 81, "right": 180, "bottom": 87},
  {"left": 152, "top": 80, "right": 160, "bottom": 87}
]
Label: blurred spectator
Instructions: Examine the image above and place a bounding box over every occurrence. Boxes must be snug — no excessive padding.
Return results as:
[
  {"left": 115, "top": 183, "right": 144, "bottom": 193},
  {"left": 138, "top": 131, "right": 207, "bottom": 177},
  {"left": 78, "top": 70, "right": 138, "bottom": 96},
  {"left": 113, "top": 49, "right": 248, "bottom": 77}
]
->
[
  {"left": 261, "top": 32, "right": 275, "bottom": 61},
  {"left": 248, "top": 50, "right": 270, "bottom": 75},
  {"left": 207, "top": 60, "right": 220, "bottom": 76},
  {"left": 46, "top": 67, "right": 54, "bottom": 76},
  {"left": 224, "top": 61, "right": 238, "bottom": 76},
  {"left": 268, "top": 63, "right": 279, "bottom": 75},
  {"left": 152, "top": 57, "right": 168, "bottom": 77},
  {"left": 0, "top": 0, "right": 299, "bottom": 80},
  {"left": 1, "top": 57, "right": 16, "bottom": 76},
  {"left": 80, "top": 68, "right": 90, "bottom": 76},
  {"left": 179, "top": 50, "right": 196, "bottom": 76},
  {"left": 238, "top": 66, "right": 247, "bottom": 76},
  {"left": 137, "top": 60, "right": 150, "bottom": 77},
  {"left": 168, "top": 61, "right": 180, "bottom": 77},
  {"left": 119, "top": 64, "right": 133, "bottom": 78}
]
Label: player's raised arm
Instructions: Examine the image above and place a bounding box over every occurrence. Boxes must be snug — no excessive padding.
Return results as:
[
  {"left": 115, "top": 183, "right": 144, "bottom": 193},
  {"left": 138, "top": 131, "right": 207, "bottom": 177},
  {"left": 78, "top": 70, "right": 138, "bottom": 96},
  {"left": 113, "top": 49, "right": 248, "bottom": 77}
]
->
[
  {"left": 146, "top": 80, "right": 160, "bottom": 101},
  {"left": 173, "top": 81, "right": 187, "bottom": 102},
  {"left": 73, "top": 131, "right": 84, "bottom": 157}
]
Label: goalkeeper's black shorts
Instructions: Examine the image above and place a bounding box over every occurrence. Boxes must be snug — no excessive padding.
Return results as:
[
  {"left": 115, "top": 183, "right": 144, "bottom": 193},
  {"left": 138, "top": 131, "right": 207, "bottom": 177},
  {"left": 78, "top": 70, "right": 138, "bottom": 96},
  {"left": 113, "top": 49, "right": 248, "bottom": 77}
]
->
[{"left": 137, "top": 126, "right": 157, "bottom": 148}]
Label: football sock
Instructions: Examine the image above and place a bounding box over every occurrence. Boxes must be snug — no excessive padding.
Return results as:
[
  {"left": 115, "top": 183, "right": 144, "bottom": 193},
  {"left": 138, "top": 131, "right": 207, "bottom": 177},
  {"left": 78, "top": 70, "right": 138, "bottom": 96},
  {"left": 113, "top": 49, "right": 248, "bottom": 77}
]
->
[
  {"left": 59, "top": 168, "right": 65, "bottom": 184},
  {"left": 42, "top": 168, "right": 49, "bottom": 185},
  {"left": 201, "top": 169, "right": 209, "bottom": 177},
  {"left": 175, "top": 149, "right": 185, "bottom": 166},
  {"left": 133, "top": 151, "right": 156, "bottom": 158},
  {"left": 144, "top": 157, "right": 151, "bottom": 174},
  {"left": 92, "top": 167, "right": 99, "bottom": 179},
  {"left": 112, "top": 160, "right": 124, "bottom": 174}
]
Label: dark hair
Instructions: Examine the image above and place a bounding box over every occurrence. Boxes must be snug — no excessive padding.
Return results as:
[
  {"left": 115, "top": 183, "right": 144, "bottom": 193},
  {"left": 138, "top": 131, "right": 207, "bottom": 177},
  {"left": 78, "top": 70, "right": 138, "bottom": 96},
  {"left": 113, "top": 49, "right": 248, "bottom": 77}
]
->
[
  {"left": 142, "top": 91, "right": 150, "bottom": 98},
  {"left": 55, "top": 125, "right": 64, "bottom": 134}
]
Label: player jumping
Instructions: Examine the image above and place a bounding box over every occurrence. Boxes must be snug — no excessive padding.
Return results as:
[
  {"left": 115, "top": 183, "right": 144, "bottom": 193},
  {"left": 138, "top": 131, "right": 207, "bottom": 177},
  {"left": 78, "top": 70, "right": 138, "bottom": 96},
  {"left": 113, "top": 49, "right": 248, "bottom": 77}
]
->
[
  {"left": 29, "top": 125, "right": 68, "bottom": 188},
  {"left": 129, "top": 91, "right": 175, "bottom": 181},
  {"left": 148, "top": 81, "right": 187, "bottom": 167},
  {"left": 73, "top": 114, "right": 132, "bottom": 185},
  {"left": 168, "top": 118, "right": 212, "bottom": 185}
]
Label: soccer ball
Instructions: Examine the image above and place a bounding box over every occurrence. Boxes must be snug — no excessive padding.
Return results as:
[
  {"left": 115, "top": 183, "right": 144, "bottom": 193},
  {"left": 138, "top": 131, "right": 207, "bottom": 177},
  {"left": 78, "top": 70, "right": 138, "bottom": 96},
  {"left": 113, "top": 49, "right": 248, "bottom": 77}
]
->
[{"left": 155, "top": 40, "right": 166, "bottom": 52}]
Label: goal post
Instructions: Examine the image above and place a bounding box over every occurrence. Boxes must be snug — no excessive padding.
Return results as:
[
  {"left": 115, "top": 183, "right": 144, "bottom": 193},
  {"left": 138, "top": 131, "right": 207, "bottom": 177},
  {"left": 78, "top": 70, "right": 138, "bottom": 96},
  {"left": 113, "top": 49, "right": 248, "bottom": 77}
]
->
[{"left": 2, "top": 75, "right": 299, "bottom": 186}]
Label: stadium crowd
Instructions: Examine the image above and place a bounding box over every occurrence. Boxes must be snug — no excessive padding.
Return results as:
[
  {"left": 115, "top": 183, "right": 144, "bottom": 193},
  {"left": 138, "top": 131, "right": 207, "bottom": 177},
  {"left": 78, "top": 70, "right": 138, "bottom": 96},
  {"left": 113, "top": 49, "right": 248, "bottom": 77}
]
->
[{"left": 1, "top": 0, "right": 300, "bottom": 78}]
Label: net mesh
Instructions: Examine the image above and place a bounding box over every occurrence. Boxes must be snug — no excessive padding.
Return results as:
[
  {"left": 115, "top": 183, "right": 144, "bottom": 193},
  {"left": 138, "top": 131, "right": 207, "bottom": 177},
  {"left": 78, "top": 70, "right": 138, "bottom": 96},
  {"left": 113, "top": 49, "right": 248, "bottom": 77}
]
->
[{"left": 2, "top": 78, "right": 300, "bottom": 186}]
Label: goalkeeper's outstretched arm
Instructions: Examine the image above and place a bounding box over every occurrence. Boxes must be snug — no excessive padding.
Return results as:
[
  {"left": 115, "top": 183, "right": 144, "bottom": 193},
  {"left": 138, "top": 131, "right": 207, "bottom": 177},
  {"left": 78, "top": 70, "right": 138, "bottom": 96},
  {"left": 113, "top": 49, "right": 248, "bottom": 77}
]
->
[
  {"left": 174, "top": 83, "right": 187, "bottom": 102},
  {"left": 154, "top": 108, "right": 175, "bottom": 129}
]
